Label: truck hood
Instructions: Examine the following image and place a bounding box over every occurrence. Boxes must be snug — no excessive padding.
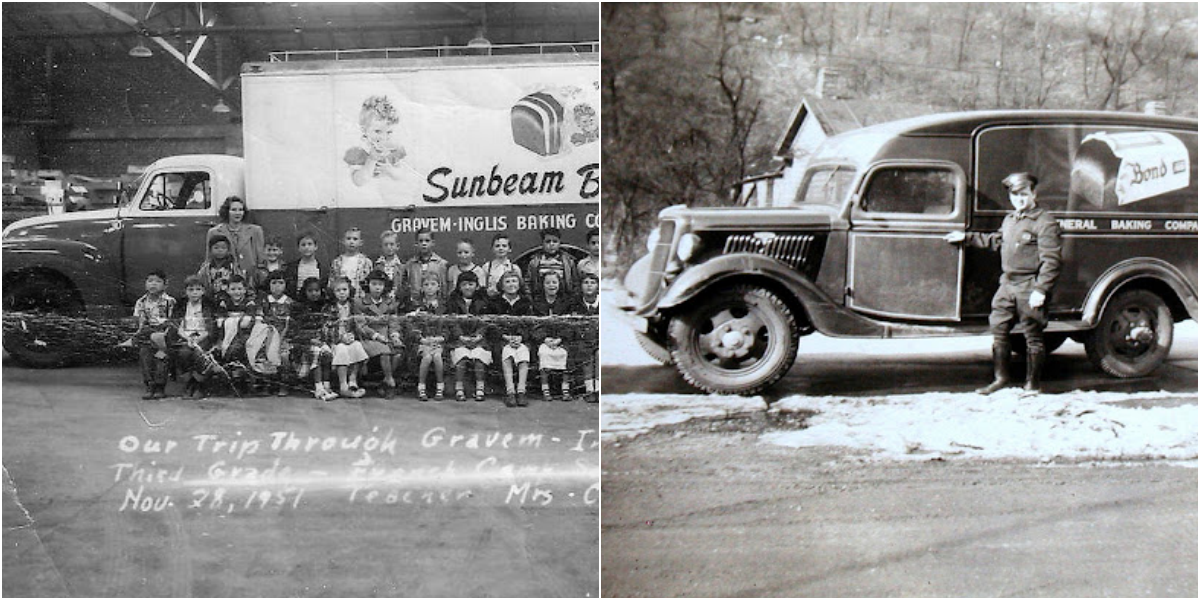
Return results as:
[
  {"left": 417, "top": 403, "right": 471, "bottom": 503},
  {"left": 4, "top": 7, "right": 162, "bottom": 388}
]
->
[
  {"left": 3, "top": 208, "right": 120, "bottom": 241},
  {"left": 658, "top": 204, "right": 836, "bottom": 229}
]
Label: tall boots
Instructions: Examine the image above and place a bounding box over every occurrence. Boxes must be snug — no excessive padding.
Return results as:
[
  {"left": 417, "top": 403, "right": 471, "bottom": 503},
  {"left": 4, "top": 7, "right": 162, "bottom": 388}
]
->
[
  {"left": 1022, "top": 351, "right": 1044, "bottom": 397},
  {"left": 976, "top": 341, "right": 1011, "bottom": 395},
  {"left": 978, "top": 340, "right": 1046, "bottom": 396}
]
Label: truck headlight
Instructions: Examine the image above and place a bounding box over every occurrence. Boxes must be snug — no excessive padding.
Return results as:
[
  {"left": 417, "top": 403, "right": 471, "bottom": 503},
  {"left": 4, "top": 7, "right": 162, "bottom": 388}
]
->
[
  {"left": 676, "top": 233, "right": 701, "bottom": 262},
  {"left": 645, "top": 226, "right": 661, "bottom": 252}
]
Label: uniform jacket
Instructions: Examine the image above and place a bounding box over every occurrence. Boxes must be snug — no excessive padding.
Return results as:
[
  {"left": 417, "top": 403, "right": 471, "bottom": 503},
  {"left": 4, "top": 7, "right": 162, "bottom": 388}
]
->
[{"left": 965, "top": 206, "right": 1062, "bottom": 294}]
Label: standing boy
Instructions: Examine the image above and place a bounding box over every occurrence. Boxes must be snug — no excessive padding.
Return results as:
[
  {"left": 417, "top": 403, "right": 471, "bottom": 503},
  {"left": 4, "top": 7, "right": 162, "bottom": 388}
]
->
[
  {"left": 576, "top": 228, "right": 601, "bottom": 280},
  {"left": 526, "top": 227, "right": 578, "bottom": 299},
  {"left": 946, "top": 172, "right": 1062, "bottom": 396},
  {"left": 399, "top": 228, "right": 449, "bottom": 304}
]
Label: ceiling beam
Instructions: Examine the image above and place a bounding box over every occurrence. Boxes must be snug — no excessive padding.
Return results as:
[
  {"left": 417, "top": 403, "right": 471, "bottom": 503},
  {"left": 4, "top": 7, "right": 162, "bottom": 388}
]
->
[{"left": 1, "top": 17, "right": 599, "bottom": 39}]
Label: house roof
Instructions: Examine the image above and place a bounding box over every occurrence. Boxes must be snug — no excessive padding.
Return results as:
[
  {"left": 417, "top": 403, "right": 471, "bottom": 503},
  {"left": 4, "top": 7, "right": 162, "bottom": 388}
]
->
[{"left": 774, "top": 97, "right": 940, "bottom": 158}]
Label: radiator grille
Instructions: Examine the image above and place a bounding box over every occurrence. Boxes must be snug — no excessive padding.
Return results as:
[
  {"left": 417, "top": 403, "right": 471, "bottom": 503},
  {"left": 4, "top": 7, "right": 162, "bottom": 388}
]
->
[{"left": 723, "top": 233, "right": 816, "bottom": 272}]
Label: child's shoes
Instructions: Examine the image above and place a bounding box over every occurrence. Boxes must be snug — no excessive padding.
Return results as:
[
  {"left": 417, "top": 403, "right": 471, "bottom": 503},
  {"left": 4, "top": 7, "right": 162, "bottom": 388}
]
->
[{"left": 456, "top": 390, "right": 467, "bottom": 402}]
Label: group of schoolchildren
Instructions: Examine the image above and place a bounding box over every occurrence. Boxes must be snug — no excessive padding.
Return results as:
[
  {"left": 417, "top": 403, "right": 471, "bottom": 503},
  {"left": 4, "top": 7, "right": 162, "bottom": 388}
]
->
[{"left": 131, "top": 226, "right": 601, "bottom": 408}]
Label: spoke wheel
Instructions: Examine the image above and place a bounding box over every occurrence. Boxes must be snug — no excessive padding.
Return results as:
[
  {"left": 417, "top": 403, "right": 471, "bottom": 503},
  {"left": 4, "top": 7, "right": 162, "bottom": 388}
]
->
[
  {"left": 1084, "top": 289, "right": 1173, "bottom": 378},
  {"left": 667, "top": 285, "right": 799, "bottom": 395}
]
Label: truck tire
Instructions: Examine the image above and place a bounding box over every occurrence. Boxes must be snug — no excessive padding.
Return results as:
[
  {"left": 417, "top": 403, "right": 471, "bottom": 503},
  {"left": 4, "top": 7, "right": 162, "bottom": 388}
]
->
[
  {"left": 1084, "top": 289, "right": 1173, "bottom": 378},
  {"left": 634, "top": 330, "right": 672, "bottom": 365},
  {"left": 2, "top": 274, "right": 85, "bottom": 368},
  {"left": 667, "top": 285, "right": 799, "bottom": 395}
]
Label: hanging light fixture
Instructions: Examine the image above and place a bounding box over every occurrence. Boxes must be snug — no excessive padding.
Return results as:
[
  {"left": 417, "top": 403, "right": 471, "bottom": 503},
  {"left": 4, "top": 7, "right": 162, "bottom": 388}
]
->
[
  {"left": 212, "top": 98, "right": 231, "bottom": 114},
  {"left": 467, "top": 29, "right": 491, "bottom": 48},
  {"left": 129, "top": 40, "right": 153, "bottom": 58}
]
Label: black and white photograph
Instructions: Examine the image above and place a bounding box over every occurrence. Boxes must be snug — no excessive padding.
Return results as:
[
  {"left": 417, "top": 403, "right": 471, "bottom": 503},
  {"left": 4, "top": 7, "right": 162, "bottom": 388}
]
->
[
  {"left": 2, "top": 3, "right": 599, "bottom": 597},
  {"left": 601, "top": 3, "right": 1197, "bottom": 596}
]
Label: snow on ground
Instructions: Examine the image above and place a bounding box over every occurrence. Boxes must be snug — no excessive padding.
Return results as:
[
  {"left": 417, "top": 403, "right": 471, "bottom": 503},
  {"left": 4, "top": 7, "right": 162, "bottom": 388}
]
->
[
  {"left": 601, "top": 279, "right": 1198, "bottom": 463},
  {"left": 764, "top": 389, "right": 1197, "bottom": 462},
  {"left": 601, "top": 394, "right": 767, "bottom": 439}
]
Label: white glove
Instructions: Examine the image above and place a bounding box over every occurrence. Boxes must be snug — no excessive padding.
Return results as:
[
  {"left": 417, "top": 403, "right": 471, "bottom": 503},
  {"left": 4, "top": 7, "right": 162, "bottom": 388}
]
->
[{"left": 1029, "top": 290, "right": 1046, "bottom": 308}]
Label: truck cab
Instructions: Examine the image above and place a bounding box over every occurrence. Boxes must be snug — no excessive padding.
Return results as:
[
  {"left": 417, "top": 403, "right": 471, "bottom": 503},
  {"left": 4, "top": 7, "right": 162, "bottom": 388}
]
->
[
  {"left": 623, "top": 110, "right": 1198, "bottom": 395},
  {"left": 2, "top": 155, "right": 243, "bottom": 366}
]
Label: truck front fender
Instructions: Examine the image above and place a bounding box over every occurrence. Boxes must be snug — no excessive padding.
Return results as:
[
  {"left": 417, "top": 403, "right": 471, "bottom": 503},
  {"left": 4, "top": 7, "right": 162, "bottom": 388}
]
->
[
  {"left": 1083, "top": 258, "right": 1198, "bottom": 324},
  {"left": 658, "top": 253, "right": 972, "bottom": 338},
  {"left": 3, "top": 239, "right": 123, "bottom": 318}
]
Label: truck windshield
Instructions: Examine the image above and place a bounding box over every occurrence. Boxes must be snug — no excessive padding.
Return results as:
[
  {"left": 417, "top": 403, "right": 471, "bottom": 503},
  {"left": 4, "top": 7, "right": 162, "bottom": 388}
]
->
[{"left": 794, "top": 166, "right": 855, "bottom": 208}]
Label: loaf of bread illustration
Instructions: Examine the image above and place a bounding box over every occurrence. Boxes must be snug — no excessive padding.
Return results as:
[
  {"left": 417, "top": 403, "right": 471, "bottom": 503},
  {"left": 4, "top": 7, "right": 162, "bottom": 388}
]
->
[
  {"left": 512, "top": 92, "right": 566, "bottom": 156},
  {"left": 511, "top": 85, "right": 598, "bottom": 157}
]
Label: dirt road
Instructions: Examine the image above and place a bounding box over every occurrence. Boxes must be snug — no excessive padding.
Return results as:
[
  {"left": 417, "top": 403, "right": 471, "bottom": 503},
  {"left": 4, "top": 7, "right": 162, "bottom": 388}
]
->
[
  {"left": 601, "top": 427, "right": 1196, "bottom": 597},
  {"left": 3, "top": 363, "right": 599, "bottom": 597}
]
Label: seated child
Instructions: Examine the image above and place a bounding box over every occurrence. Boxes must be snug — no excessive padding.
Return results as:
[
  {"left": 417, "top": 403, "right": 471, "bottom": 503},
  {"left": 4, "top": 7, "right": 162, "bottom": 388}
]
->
[
  {"left": 489, "top": 270, "right": 533, "bottom": 407},
  {"left": 326, "top": 276, "right": 368, "bottom": 399},
  {"left": 133, "top": 269, "right": 177, "bottom": 400},
  {"left": 571, "top": 272, "right": 601, "bottom": 403},
  {"left": 532, "top": 272, "right": 573, "bottom": 401},
  {"left": 448, "top": 271, "right": 491, "bottom": 401},
  {"left": 531, "top": 271, "right": 573, "bottom": 317},
  {"left": 354, "top": 269, "right": 402, "bottom": 398},
  {"left": 290, "top": 277, "right": 337, "bottom": 401},
  {"left": 247, "top": 270, "right": 292, "bottom": 395},
  {"left": 215, "top": 274, "right": 260, "bottom": 395},
  {"left": 410, "top": 274, "right": 447, "bottom": 400},
  {"left": 170, "top": 275, "right": 216, "bottom": 399}
]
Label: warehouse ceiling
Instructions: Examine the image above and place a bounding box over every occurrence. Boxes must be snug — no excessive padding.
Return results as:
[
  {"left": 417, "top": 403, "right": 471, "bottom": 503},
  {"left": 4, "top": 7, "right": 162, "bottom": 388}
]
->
[{"left": 3, "top": 2, "right": 598, "bottom": 58}]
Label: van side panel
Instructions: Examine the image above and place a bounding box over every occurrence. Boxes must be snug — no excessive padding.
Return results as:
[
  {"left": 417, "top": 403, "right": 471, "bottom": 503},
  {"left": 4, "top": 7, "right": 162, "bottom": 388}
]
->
[{"left": 964, "top": 213, "right": 1198, "bottom": 320}]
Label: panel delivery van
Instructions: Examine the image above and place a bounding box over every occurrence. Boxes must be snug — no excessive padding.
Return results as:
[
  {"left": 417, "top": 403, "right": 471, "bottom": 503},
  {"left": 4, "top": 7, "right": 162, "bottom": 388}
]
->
[
  {"left": 3, "top": 44, "right": 600, "bottom": 366},
  {"left": 620, "top": 110, "right": 1197, "bottom": 394}
]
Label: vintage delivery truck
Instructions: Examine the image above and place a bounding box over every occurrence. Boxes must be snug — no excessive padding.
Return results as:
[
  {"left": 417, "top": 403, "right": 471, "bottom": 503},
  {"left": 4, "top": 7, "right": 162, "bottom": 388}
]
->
[
  {"left": 621, "top": 110, "right": 1197, "bottom": 395},
  {"left": 3, "top": 44, "right": 599, "bottom": 367}
]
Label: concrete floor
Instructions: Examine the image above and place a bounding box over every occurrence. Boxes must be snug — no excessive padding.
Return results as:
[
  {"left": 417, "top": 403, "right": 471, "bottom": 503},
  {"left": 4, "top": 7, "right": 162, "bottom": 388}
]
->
[{"left": 2, "top": 363, "right": 600, "bottom": 597}]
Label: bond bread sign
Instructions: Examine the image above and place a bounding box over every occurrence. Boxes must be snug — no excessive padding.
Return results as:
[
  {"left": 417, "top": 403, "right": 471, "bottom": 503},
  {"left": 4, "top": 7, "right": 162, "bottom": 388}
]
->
[{"left": 1071, "top": 131, "right": 1190, "bottom": 208}]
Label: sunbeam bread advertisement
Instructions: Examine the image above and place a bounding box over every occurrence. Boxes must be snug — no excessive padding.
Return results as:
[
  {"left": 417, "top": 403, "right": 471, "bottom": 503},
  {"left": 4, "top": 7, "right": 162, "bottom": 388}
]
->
[{"left": 242, "top": 58, "right": 600, "bottom": 211}]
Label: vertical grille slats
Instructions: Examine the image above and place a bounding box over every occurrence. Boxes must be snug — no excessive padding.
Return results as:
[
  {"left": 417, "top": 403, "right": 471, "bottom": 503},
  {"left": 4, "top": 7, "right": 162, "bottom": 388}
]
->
[{"left": 722, "top": 233, "right": 817, "bottom": 273}]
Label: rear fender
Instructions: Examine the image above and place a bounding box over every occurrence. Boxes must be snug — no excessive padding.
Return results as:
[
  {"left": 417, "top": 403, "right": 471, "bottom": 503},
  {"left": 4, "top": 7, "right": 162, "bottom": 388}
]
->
[
  {"left": 3, "top": 239, "right": 123, "bottom": 318},
  {"left": 1083, "top": 258, "right": 1198, "bottom": 324}
]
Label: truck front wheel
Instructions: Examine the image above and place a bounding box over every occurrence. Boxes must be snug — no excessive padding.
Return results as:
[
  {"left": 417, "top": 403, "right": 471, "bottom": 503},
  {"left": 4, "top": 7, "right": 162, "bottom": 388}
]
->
[
  {"left": 2, "top": 274, "right": 85, "bottom": 368},
  {"left": 667, "top": 285, "right": 799, "bottom": 395},
  {"left": 1084, "top": 289, "right": 1173, "bottom": 378},
  {"left": 634, "top": 330, "right": 672, "bottom": 365}
]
